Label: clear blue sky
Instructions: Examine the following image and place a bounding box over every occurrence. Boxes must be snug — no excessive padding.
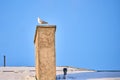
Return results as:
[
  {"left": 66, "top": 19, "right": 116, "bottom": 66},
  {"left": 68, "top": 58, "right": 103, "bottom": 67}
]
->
[{"left": 0, "top": 0, "right": 120, "bottom": 70}]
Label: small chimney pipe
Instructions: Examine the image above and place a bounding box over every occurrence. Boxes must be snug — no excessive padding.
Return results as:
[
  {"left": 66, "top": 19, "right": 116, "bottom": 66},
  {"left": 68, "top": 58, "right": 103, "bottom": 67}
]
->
[{"left": 4, "top": 55, "right": 6, "bottom": 67}]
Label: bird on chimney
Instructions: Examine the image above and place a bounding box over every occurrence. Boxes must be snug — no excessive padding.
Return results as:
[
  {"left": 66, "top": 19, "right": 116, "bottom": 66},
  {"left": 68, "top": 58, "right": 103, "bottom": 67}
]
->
[{"left": 37, "top": 17, "right": 48, "bottom": 24}]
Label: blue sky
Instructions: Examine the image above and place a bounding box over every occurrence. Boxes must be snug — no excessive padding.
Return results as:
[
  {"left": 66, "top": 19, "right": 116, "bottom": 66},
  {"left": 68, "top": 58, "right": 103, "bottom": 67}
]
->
[{"left": 0, "top": 0, "right": 120, "bottom": 70}]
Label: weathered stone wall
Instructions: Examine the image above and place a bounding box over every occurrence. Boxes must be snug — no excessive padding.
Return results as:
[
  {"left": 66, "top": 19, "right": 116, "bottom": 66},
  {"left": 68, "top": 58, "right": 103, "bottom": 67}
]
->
[{"left": 34, "top": 25, "right": 56, "bottom": 80}]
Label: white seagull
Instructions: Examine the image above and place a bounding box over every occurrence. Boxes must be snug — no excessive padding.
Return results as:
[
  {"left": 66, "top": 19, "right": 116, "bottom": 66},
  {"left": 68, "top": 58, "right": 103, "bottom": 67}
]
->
[{"left": 37, "top": 17, "right": 48, "bottom": 24}]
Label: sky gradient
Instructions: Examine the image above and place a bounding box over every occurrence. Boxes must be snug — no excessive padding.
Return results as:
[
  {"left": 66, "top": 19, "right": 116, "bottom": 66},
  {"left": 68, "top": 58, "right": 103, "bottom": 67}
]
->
[{"left": 0, "top": 0, "right": 120, "bottom": 70}]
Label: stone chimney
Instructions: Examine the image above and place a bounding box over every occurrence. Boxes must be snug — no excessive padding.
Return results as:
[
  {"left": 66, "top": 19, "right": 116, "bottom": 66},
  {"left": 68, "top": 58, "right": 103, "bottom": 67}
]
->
[{"left": 34, "top": 24, "right": 56, "bottom": 80}]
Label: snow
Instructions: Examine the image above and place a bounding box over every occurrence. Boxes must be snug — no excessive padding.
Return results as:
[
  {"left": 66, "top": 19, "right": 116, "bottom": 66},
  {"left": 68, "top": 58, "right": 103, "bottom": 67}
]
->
[
  {"left": 56, "top": 66, "right": 94, "bottom": 75},
  {"left": 0, "top": 66, "right": 120, "bottom": 80},
  {"left": 87, "top": 78, "right": 120, "bottom": 80},
  {"left": 57, "top": 72, "right": 120, "bottom": 80},
  {"left": 0, "top": 67, "right": 35, "bottom": 80}
]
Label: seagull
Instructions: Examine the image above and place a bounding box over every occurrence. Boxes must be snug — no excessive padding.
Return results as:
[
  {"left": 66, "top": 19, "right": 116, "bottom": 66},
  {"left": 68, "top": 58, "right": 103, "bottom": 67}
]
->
[{"left": 37, "top": 17, "right": 48, "bottom": 24}]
